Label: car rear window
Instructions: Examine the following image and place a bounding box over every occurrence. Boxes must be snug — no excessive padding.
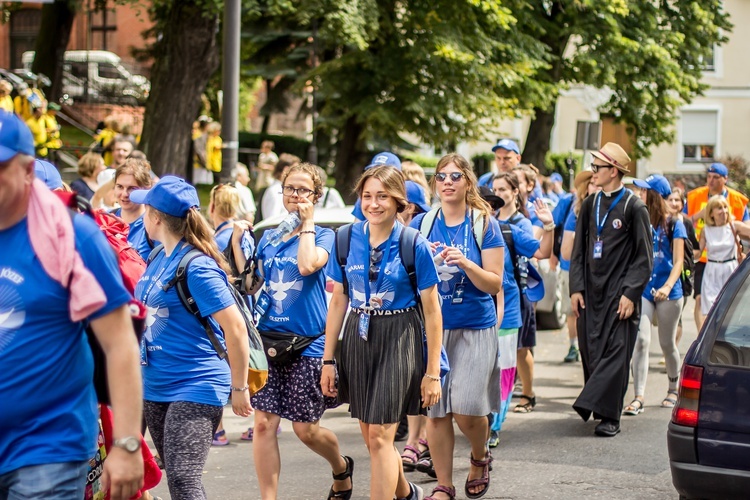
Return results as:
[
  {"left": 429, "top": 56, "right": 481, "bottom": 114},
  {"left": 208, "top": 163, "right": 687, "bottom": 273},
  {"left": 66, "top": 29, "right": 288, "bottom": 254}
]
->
[{"left": 710, "top": 271, "right": 750, "bottom": 367}]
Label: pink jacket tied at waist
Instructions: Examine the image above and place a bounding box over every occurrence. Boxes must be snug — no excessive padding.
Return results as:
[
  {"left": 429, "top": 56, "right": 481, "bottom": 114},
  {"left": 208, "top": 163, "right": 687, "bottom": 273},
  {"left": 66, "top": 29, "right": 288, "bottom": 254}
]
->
[{"left": 27, "top": 178, "right": 107, "bottom": 322}]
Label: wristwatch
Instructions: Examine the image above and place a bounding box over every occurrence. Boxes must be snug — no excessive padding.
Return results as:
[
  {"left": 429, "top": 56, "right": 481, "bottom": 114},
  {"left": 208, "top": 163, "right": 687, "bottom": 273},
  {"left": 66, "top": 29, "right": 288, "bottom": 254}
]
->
[{"left": 113, "top": 436, "right": 142, "bottom": 453}]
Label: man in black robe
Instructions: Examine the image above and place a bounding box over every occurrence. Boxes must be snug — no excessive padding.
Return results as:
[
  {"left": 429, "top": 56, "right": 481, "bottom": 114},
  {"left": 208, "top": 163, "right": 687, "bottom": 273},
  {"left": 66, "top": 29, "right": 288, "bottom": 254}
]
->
[{"left": 570, "top": 142, "right": 653, "bottom": 437}]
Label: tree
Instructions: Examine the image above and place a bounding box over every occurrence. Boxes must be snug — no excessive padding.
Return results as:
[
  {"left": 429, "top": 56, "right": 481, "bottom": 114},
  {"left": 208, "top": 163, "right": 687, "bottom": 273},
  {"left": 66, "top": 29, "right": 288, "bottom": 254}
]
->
[{"left": 513, "top": 1, "right": 732, "bottom": 167}]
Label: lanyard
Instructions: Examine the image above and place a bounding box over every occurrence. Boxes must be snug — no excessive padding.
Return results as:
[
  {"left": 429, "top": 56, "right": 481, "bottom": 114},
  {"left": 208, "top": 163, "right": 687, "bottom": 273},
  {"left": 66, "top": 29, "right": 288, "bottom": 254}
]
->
[
  {"left": 435, "top": 210, "right": 471, "bottom": 256},
  {"left": 215, "top": 220, "right": 232, "bottom": 234},
  {"left": 141, "top": 242, "right": 186, "bottom": 305},
  {"left": 595, "top": 189, "right": 626, "bottom": 238},
  {"left": 363, "top": 223, "right": 396, "bottom": 307}
]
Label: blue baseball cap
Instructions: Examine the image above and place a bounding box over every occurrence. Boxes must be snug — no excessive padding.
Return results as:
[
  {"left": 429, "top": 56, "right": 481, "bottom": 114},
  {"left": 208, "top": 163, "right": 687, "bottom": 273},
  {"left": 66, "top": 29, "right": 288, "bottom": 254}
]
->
[
  {"left": 633, "top": 174, "right": 672, "bottom": 199},
  {"left": 365, "top": 152, "right": 401, "bottom": 170},
  {"left": 707, "top": 162, "right": 728, "bottom": 178},
  {"left": 0, "top": 111, "right": 35, "bottom": 162},
  {"left": 491, "top": 139, "right": 520, "bottom": 155},
  {"left": 405, "top": 181, "right": 431, "bottom": 213},
  {"left": 129, "top": 175, "right": 200, "bottom": 218},
  {"left": 550, "top": 172, "right": 563, "bottom": 183},
  {"left": 524, "top": 264, "right": 545, "bottom": 303},
  {"left": 34, "top": 159, "right": 64, "bottom": 190}
]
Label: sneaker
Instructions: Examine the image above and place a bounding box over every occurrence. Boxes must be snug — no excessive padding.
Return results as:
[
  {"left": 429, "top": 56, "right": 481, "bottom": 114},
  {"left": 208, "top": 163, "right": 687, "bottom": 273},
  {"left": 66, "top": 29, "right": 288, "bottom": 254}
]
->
[
  {"left": 564, "top": 345, "right": 580, "bottom": 363},
  {"left": 399, "top": 482, "right": 424, "bottom": 500},
  {"left": 488, "top": 430, "right": 500, "bottom": 448}
]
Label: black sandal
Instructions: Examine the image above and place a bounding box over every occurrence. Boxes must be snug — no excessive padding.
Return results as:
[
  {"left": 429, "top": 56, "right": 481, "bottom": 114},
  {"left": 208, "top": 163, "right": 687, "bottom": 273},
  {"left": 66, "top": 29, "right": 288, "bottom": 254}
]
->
[
  {"left": 513, "top": 395, "right": 536, "bottom": 413},
  {"left": 328, "top": 455, "right": 354, "bottom": 500}
]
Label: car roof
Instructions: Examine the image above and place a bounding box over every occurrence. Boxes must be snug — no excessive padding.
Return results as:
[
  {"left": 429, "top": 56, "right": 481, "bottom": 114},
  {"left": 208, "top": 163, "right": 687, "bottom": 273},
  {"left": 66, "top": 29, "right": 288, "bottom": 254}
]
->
[{"left": 254, "top": 206, "right": 356, "bottom": 231}]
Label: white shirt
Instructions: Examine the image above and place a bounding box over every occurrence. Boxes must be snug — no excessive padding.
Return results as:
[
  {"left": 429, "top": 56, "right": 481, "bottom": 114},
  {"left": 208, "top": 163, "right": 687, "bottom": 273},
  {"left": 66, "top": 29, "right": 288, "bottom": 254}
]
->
[
  {"left": 235, "top": 180, "right": 256, "bottom": 221},
  {"left": 316, "top": 187, "right": 346, "bottom": 208},
  {"left": 261, "top": 180, "right": 287, "bottom": 220}
]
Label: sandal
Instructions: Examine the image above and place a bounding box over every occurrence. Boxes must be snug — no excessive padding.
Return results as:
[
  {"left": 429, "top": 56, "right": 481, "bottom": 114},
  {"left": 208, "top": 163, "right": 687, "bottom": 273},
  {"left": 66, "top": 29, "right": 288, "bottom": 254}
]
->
[
  {"left": 211, "top": 429, "right": 229, "bottom": 446},
  {"left": 661, "top": 390, "right": 679, "bottom": 408},
  {"left": 401, "top": 445, "right": 420, "bottom": 471},
  {"left": 240, "top": 425, "right": 281, "bottom": 441},
  {"left": 465, "top": 453, "right": 493, "bottom": 499},
  {"left": 623, "top": 398, "right": 644, "bottom": 416},
  {"left": 513, "top": 395, "right": 536, "bottom": 413},
  {"left": 327, "top": 455, "right": 354, "bottom": 500},
  {"left": 425, "top": 485, "right": 456, "bottom": 500}
]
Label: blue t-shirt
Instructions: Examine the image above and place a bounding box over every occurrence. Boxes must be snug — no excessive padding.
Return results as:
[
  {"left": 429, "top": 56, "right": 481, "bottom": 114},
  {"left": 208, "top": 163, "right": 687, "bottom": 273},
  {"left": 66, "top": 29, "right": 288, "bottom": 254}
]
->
[
  {"left": 114, "top": 209, "right": 155, "bottom": 262},
  {"left": 644, "top": 220, "right": 686, "bottom": 302},
  {"left": 560, "top": 210, "right": 578, "bottom": 272},
  {"left": 411, "top": 212, "right": 504, "bottom": 330},
  {"left": 526, "top": 200, "right": 543, "bottom": 228},
  {"left": 497, "top": 222, "right": 540, "bottom": 329},
  {"left": 135, "top": 243, "right": 235, "bottom": 406},
  {"left": 214, "top": 222, "right": 255, "bottom": 257},
  {"left": 478, "top": 172, "right": 494, "bottom": 189},
  {"left": 552, "top": 193, "right": 574, "bottom": 226},
  {"left": 352, "top": 199, "right": 364, "bottom": 221},
  {"left": 327, "top": 222, "right": 439, "bottom": 310},
  {"left": 0, "top": 216, "right": 131, "bottom": 475},
  {"left": 256, "top": 227, "right": 334, "bottom": 357}
]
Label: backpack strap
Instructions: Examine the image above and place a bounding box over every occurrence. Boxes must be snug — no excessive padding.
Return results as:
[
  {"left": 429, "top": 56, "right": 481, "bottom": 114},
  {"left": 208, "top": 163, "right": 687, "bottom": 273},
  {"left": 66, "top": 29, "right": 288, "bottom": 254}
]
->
[
  {"left": 471, "top": 209, "right": 485, "bottom": 251},
  {"left": 399, "top": 226, "right": 421, "bottom": 303},
  {"left": 419, "top": 208, "right": 439, "bottom": 240},
  {"left": 499, "top": 223, "right": 522, "bottom": 290},
  {"left": 335, "top": 223, "right": 353, "bottom": 296},
  {"left": 146, "top": 243, "right": 165, "bottom": 265},
  {"left": 162, "top": 249, "right": 228, "bottom": 360}
]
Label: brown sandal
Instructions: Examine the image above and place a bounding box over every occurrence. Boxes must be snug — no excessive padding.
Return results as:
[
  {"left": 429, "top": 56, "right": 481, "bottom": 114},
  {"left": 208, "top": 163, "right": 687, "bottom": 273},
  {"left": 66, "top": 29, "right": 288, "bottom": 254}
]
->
[
  {"left": 465, "top": 453, "right": 493, "bottom": 499},
  {"left": 425, "top": 485, "right": 456, "bottom": 500},
  {"left": 401, "top": 445, "right": 420, "bottom": 471}
]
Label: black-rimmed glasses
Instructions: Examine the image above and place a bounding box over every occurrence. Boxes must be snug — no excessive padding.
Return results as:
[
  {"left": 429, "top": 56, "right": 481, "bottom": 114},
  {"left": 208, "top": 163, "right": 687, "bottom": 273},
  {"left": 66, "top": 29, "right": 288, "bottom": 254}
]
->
[
  {"left": 282, "top": 185, "right": 314, "bottom": 197},
  {"left": 369, "top": 248, "right": 383, "bottom": 282},
  {"left": 590, "top": 163, "right": 612, "bottom": 173},
  {"left": 435, "top": 172, "right": 465, "bottom": 183}
]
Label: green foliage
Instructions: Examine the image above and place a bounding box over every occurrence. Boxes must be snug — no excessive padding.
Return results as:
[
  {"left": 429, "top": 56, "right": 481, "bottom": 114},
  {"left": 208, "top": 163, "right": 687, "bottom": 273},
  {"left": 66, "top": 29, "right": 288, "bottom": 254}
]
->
[
  {"left": 721, "top": 153, "right": 750, "bottom": 199},
  {"left": 238, "top": 131, "right": 310, "bottom": 159},
  {"left": 545, "top": 152, "right": 583, "bottom": 176},
  {"left": 402, "top": 153, "right": 439, "bottom": 171}
]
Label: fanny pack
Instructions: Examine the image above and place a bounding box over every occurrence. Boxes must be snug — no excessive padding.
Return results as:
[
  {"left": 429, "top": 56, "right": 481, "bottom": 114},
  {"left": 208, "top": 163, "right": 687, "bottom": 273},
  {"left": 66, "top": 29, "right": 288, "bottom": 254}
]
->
[{"left": 259, "top": 331, "right": 324, "bottom": 363}]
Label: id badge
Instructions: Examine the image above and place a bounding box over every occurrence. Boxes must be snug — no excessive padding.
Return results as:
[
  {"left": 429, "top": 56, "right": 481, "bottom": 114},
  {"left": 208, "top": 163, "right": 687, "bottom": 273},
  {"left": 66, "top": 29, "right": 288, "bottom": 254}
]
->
[
  {"left": 254, "top": 290, "right": 271, "bottom": 318},
  {"left": 140, "top": 337, "right": 148, "bottom": 366},
  {"left": 451, "top": 282, "right": 466, "bottom": 304},
  {"left": 358, "top": 311, "right": 370, "bottom": 341},
  {"left": 593, "top": 240, "right": 603, "bottom": 260}
]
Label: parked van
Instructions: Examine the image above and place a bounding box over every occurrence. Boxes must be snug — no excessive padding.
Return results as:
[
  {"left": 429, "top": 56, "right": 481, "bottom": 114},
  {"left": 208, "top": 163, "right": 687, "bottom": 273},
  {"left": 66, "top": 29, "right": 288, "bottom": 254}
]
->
[{"left": 22, "top": 50, "right": 150, "bottom": 105}]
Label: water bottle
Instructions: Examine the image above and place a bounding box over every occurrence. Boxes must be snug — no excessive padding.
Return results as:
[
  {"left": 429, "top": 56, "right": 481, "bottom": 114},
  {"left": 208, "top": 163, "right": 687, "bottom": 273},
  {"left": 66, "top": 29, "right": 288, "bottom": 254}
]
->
[
  {"left": 267, "top": 211, "right": 301, "bottom": 246},
  {"left": 517, "top": 256, "right": 529, "bottom": 291}
]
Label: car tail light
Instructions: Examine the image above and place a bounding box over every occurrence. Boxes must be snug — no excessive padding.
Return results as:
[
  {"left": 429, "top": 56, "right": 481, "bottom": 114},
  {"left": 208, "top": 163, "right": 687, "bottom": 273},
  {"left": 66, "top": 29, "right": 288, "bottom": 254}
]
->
[{"left": 672, "top": 364, "right": 704, "bottom": 427}]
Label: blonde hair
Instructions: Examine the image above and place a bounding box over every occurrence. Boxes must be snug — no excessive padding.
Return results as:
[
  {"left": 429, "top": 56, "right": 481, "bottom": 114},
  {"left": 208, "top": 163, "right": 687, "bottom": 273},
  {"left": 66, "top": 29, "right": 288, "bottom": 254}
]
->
[
  {"left": 282, "top": 162, "right": 324, "bottom": 202},
  {"left": 115, "top": 158, "right": 153, "bottom": 188},
  {"left": 402, "top": 160, "right": 430, "bottom": 199},
  {"left": 705, "top": 195, "right": 732, "bottom": 227},
  {"left": 210, "top": 184, "right": 241, "bottom": 220},
  {"left": 432, "top": 153, "right": 493, "bottom": 219},
  {"left": 355, "top": 166, "right": 408, "bottom": 213},
  {"left": 78, "top": 152, "right": 104, "bottom": 178}
]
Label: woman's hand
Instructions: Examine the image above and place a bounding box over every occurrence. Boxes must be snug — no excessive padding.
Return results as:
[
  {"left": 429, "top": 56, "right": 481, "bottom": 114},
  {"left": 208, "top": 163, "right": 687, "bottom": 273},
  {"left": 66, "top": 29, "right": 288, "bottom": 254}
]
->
[
  {"left": 535, "top": 199, "right": 554, "bottom": 226},
  {"left": 442, "top": 246, "right": 469, "bottom": 269},
  {"left": 297, "top": 197, "right": 315, "bottom": 225},
  {"left": 232, "top": 389, "right": 253, "bottom": 417},
  {"left": 320, "top": 365, "right": 338, "bottom": 398},
  {"left": 654, "top": 285, "right": 671, "bottom": 302},
  {"left": 232, "top": 219, "right": 253, "bottom": 245},
  {"left": 421, "top": 376, "right": 442, "bottom": 408}
]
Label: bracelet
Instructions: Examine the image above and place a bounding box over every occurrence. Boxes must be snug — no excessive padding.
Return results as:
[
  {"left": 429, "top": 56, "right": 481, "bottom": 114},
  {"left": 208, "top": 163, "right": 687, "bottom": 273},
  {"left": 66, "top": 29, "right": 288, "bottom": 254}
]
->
[
  {"left": 424, "top": 374, "right": 441, "bottom": 382},
  {"left": 231, "top": 385, "right": 249, "bottom": 392},
  {"left": 543, "top": 222, "right": 555, "bottom": 232},
  {"left": 322, "top": 359, "right": 336, "bottom": 366},
  {"left": 300, "top": 230, "right": 316, "bottom": 235}
]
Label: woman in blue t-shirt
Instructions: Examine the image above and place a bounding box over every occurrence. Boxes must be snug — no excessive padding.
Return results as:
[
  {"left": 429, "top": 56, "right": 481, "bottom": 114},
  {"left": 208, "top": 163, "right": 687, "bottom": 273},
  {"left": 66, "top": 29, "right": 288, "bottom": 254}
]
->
[
  {"left": 410, "top": 153, "right": 505, "bottom": 500},
  {"left": 131, "top": 176, "right": 251, "bottom": 500},
  {"left": 248, "top": 163, "right": 353, "bottom": 500},
  {"left": 322, "top": 166, "right": 442, "bottom": 500},
  {"left": 113, "top": 158, "right": 155, "bottom": 261},
  {"left": 625, "top": 175, "right": 685, "bottom": 416},
  {"left": 488, "top": 172, "right": 554, "bottom": 446}
]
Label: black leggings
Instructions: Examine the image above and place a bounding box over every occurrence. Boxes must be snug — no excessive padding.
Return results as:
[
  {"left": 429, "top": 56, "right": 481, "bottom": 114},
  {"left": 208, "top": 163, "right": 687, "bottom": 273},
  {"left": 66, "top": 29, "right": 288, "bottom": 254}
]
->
[{"left": 144, "top": 400, "right": 223, "bottom": 500}]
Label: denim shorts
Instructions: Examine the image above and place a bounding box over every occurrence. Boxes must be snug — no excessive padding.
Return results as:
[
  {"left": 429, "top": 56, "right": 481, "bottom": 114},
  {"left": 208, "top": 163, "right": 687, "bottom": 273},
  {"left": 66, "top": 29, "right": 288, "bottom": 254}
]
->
[{"left": 0, "top": 461, "right": 88, "bottom": 500}]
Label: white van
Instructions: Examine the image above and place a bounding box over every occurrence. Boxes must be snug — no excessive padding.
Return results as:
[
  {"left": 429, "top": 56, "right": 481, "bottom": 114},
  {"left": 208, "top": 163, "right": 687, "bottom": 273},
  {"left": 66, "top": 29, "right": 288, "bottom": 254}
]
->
[{"left": 22, "top": 50, "right": 150, "bottom": 105}]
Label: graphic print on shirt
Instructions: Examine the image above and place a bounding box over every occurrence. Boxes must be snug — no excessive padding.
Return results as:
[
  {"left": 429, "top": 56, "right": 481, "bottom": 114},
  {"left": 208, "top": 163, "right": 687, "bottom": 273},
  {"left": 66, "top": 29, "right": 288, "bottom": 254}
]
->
[
  {"left": 437, "top": 262, "right": 462, "bottom": 294},
  {"left": 144, "top": 295, "right": 170, "bottom": 343},
  {"left": 347, "top": 262, "right": 397, "bottom": 309},
  {"left": 267, "top": 265, "right": 304, "bottom": 314},
  {"left": 0, "top": 282, "right": 25, "bottom": 354}
]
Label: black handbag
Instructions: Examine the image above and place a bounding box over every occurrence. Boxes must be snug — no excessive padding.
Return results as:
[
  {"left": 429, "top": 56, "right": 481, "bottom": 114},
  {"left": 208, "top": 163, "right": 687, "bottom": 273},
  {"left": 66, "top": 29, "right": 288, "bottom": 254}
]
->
[{"left": 259, "top": 330, "right": 324, "bottom": 363}]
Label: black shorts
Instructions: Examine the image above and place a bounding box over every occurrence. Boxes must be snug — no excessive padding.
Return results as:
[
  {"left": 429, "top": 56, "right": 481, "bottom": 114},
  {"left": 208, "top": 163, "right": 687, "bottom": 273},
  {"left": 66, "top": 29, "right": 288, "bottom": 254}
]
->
[
  {"left": 517, "top": 294, "right": 537, "bottom": 349},
  {"left": 694, "top": 261, "right": 706, "bottom": 298}
]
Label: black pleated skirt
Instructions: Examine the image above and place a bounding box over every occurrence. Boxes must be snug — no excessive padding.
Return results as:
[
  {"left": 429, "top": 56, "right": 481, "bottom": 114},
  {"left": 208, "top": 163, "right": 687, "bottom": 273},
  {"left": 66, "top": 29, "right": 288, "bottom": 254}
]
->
[{"left": 337, "top": 308, "right": 425, "bottom": 424}]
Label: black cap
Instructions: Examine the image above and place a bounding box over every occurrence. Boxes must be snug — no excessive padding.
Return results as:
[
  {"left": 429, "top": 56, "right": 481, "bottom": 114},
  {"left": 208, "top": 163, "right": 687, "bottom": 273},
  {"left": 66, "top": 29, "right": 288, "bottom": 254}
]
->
[{"left": 478, "top": 186, "right": 505, "bottom": 211}]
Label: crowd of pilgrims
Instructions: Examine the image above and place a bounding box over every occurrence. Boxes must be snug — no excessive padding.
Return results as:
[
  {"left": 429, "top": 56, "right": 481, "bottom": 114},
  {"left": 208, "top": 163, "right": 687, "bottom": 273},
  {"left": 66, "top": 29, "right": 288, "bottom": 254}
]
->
[{"left": 10, "top": 122, "right": 750, "bottom": 500}]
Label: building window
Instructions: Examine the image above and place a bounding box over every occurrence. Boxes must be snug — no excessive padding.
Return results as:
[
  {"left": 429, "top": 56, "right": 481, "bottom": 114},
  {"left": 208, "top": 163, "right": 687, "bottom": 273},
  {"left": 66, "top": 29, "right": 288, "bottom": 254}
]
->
[
  {"left": 10, "top": 9, "right": 41, "bottom": 69},
  {"left": 91, "top": 6, "right": 117, "bottom": 51},
  {"left": 702, "top": 46, "right": 716, "bottom": 72},
  {"left": 681, "top": 110, "right": 718, "bottom": 163}
]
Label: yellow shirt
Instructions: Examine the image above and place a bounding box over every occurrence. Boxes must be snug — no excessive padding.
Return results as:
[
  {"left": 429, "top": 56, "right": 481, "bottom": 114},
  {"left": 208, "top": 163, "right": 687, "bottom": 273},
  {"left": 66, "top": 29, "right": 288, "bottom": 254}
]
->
[
  {"left": 0, "top": 95, "right": 13, "bottom": 113},
  {"left": 95, "top": 128, "right": 117, "bottom": 166},
  {"left": 41, "top": 113, "right": 62, "bottom": 149},
  {"left": 26, "top": 115, "right": 48, "bottom": 157},
  {"left": 206, "top": 135, "right": 222, "bottom": 173}
]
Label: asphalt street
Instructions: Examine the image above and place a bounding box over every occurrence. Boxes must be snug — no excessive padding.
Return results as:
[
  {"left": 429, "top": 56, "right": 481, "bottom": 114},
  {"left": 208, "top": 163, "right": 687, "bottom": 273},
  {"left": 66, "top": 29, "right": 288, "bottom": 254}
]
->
[{"left": 150, "top": 300, "right": 698, "bottom": 499}]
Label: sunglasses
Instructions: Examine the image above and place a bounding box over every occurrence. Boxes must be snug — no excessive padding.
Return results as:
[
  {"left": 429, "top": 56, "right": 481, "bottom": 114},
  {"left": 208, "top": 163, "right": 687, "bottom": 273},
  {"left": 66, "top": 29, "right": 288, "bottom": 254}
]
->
[
  {"left": 369, "top": 248, "right": 384, "bottom": 282},
  {"left": 435, "top": 172, "right": 465, "bottom": 183},
  {"left": 590, "top": 163, "right": 613, "bottom": 173}
]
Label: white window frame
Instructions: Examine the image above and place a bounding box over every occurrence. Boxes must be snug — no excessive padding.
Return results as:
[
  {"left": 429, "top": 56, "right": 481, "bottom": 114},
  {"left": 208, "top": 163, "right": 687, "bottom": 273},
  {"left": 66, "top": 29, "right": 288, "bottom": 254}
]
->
[{"left": 677, "top": 105, "right": 721, "bottom": 172}]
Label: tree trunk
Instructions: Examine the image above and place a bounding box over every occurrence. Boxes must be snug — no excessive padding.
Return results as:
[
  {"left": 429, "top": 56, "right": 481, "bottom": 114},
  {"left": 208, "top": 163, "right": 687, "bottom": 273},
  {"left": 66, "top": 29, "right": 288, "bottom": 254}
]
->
[
  {"left": 31, "top": 1, "right": 77, "bottom": 103},
  {"left": 523, "top": 105, "right": 557, "bottom": 172},
  {"left": 333, "top": 116, "right": 367, "bottom": 203},
  {"left": 260, "top": 79, "right": 272, "bottom": 134},
  {"left": 139, "top": 3, "right": 220, "bottom": 178}
]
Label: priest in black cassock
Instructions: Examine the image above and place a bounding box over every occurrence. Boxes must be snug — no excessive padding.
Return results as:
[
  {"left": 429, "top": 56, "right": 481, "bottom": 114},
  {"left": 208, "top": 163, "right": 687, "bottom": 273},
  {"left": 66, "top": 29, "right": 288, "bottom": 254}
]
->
[{"left": 569, "top": 142, "right": 653, "bottom": 437}]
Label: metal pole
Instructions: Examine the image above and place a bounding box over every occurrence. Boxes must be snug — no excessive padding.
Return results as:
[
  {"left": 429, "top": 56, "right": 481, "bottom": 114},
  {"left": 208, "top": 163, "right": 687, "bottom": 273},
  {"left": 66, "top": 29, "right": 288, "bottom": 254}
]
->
[
  {"left": 220, "top": 0, "right": 240, "bottom": 183},
  {"left": 307, "top": 19, "right": 319, "bottom": 165}
]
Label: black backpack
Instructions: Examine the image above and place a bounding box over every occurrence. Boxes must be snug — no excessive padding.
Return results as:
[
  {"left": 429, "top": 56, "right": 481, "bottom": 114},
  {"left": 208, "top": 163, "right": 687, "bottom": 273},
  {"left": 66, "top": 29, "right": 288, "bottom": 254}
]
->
[
  {"left": 497, "top": 212, "right": 528, "bottom": 293},
  {"left": 221, "top": 228, "right": 258, "bottom": 296},
  {"left": 668, "top": 218, "right": 695, "bottom": 297}
]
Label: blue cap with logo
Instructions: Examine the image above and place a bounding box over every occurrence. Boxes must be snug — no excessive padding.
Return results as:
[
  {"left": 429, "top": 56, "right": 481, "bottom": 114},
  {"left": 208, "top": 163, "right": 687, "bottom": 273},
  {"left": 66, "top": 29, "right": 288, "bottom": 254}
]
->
[
  {"left": 34, "top": 159, "right": 63, "bottom": 190},
  {"left": 405, "top": 181, "right": 431, "bottom": 213},
  {"left": 633, "top": 174, "right": 672, "bottom": 199},
  {"left": 0, "top": 111, "right": 35, "bottom": 162},
  {"left": 365, "top": 152, "right": 401, "bottom": 170},
  {"left": 129, "top": 175, "right": 200, "bottom": 218},
  {"left": 491, "top": 139, "right": 520, "bottom": 155},
  {"left": 707, "top": 162, "right": 728, "bottom": 178},
  {"left": 550, "top": 172, "right": 563, "bottom": 183}
]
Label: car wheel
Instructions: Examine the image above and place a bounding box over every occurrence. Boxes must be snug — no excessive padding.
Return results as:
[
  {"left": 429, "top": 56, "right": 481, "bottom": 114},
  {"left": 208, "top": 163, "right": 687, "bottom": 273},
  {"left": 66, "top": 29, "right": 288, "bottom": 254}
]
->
[{"left": 536, "top": 276, "right": 565, "bottom": 330}]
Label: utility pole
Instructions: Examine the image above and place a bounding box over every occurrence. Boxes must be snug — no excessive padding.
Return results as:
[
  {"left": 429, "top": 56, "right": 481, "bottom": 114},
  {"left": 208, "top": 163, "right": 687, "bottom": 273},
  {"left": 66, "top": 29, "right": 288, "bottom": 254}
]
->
[{"left": 220, "top": 0, "right": 240, "bottom": 183}]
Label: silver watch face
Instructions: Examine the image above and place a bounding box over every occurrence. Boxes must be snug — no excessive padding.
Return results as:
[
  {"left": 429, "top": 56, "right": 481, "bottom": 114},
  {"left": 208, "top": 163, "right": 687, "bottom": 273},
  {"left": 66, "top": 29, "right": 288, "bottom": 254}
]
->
[{"left": 117, "top": 436, "right": 140, "bottom": 453}]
